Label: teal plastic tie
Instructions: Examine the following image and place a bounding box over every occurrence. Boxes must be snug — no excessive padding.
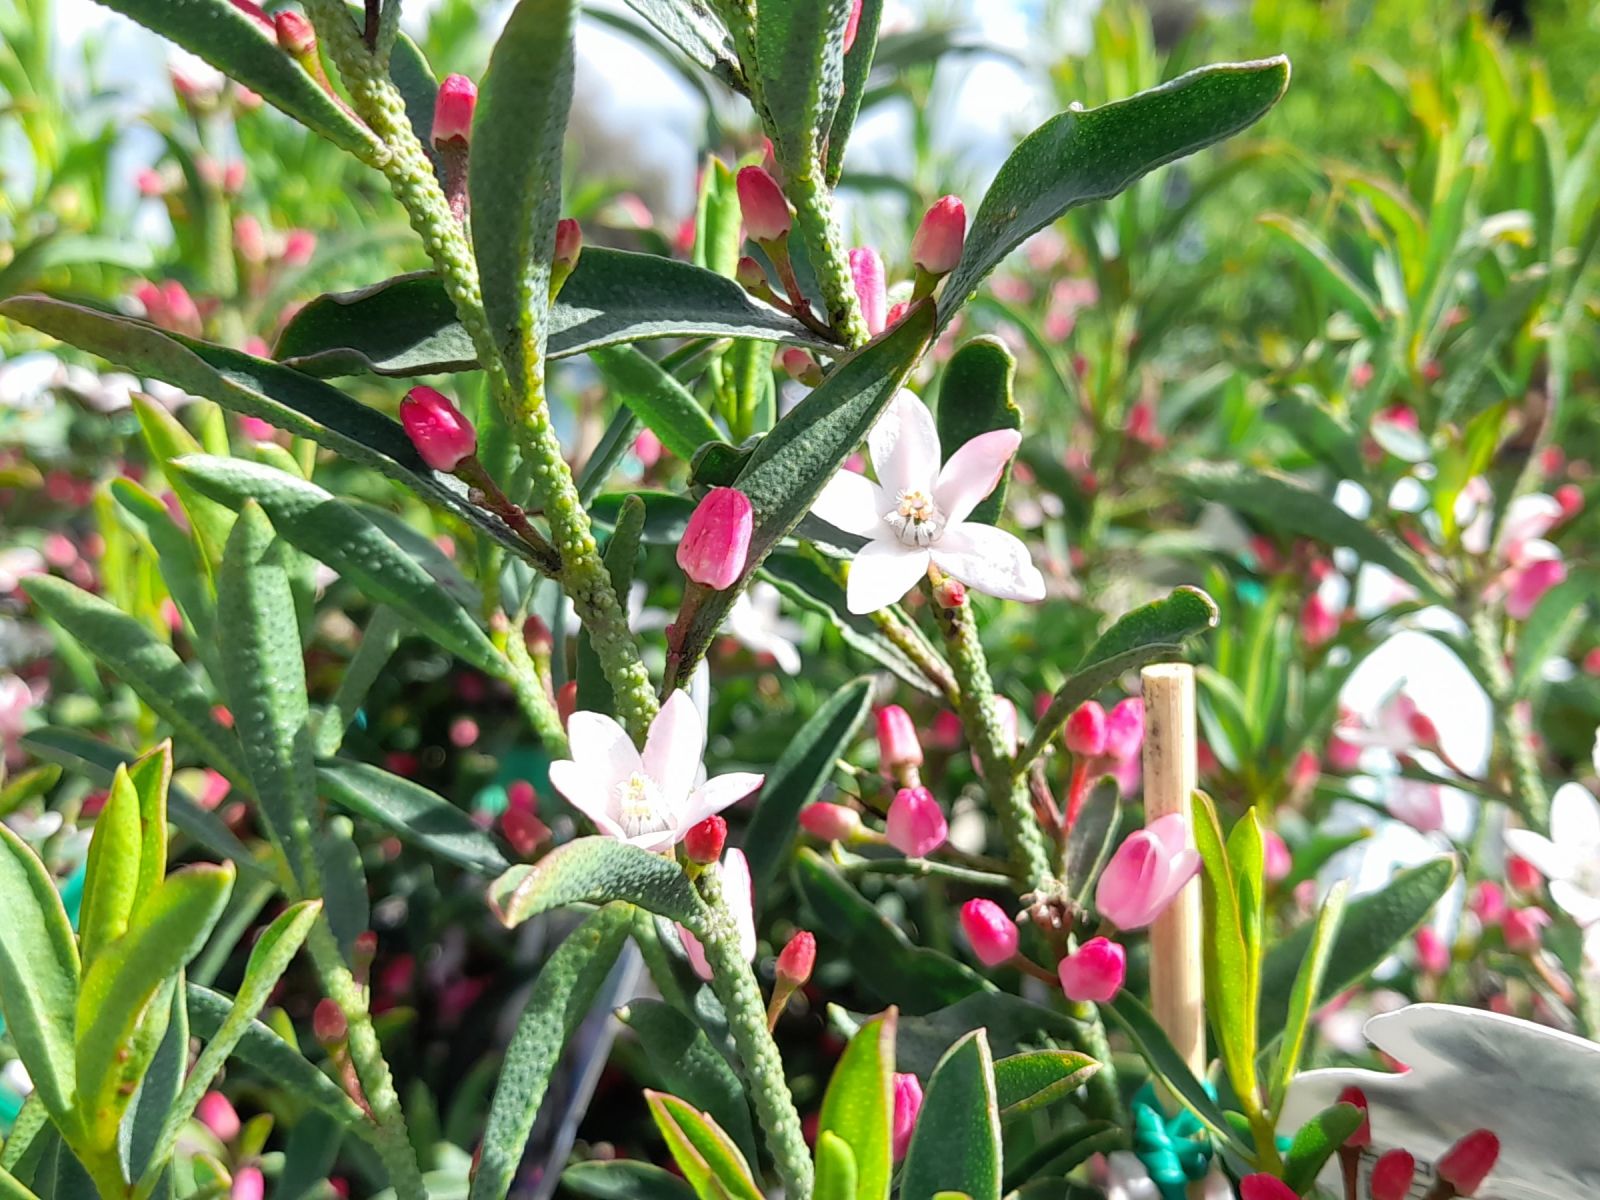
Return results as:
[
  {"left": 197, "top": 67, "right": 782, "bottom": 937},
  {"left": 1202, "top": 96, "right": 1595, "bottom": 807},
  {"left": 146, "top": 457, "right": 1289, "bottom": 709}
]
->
[{"left": 1131, "top": 1081, "right": 1216, "bottom": 1200}]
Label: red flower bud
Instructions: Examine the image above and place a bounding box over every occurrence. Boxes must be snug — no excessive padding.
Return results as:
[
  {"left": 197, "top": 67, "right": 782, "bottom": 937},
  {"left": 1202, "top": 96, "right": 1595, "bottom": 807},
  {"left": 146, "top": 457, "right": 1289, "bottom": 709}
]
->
[
  {"left": 1336, "top": 1086, "right": 1370, "bottom": 1148},
  {"left": 677, "top": 487, "right": 754, "bottom": 589},
  {"left": 1370, "top": 1150, "right": 1416, "bottom": 1200},
  {"left": 557, "top": 680, "right": 578, "bottom": 726},
  {"left": 799, "top": 802, "right": 860, "bottom": 842},
  {"left": 400, "top": 385, "right": 477, "bottom": 472},
  {"left": 1503, "top": 905, "right": 1550, "bottom": 954},
  {"left": 313, "top": 998, "right": 347, "bottom": 1045},
  {"left": 736, "top": 166, "right": 791, "bottom": 242},
  {"left": 776, "top": 930, "right": 816, "bottom": 986},
  {"left": 501, "top": 807, "right": 551, "bottom": 858},
  {"left": 959, "top": 899, "right": 1018, "bottom": 967},
  {"left": 875, "top": 705, "right": 923, "bottom": 770},
  {"left": 843, "top": 0, "right": 863, "bottom": 53},
  {"left": 911, "top": 195, "right": 966, "bottom": 275},
  {"left": 1063, "top": 700, "right": 1108, "bottom": 757},
  {"left": 1436, "top": 1129, "right": 1499, "bottom": 1195},
  {"left": 684, "top": 815, "right": 728, "bottom": 865},
  {"left": 554, "top": 218, "right": 583, "bottom": 270},
  {"left": 1415, "top": 926, "right": 1450, "bottom": 976},
  {"left": 1239, "top": 1176, "right": 1296, "bottom": 1200},
  {"left": 273, "top": 10, "right": 316, "bottom": 55},
  {"left": 432, "top": 74, "right": 477, "bottom": 146}
]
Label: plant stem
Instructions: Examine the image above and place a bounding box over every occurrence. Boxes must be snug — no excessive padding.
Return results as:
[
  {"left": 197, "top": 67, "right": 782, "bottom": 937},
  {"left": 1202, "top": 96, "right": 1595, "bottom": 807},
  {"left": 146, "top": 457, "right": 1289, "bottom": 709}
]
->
[
  {"left": 785, "top": 163, "right": 870, "bottom": 348},
  {"left": 695, "top": 868, "right": 814, "bottom": 1200},
  {"left": 1465, "top": 606, "right": 1549, "bottom": 832},
  {"left": 502, "top": 622, "right": 569, "bottom": 758}
]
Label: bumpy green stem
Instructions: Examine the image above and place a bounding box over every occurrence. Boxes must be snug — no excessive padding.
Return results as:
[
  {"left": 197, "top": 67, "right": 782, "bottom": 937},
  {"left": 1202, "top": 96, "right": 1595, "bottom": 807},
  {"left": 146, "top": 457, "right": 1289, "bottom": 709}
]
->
[
  {"left": 502, "top": 624, "right": 569, "bottom": 758},
  {"left": 695, "top": 868, "right": 814, "bottom": 1200},
  {"left": 303, "top": 0, "right": 657, "bottom": 741},
  {"left": 1466, "top": 606, "right": 1550, "bottom": 832},
  {"left": 785, "top": 164, "right": 870, "bottom": 348}
]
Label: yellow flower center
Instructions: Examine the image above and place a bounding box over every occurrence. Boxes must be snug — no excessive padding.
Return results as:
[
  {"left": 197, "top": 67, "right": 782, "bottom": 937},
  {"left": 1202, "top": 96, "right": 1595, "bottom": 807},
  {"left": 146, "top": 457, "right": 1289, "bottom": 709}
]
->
[{"left": 885, "top": 488, "right": 945, "bottom": 546}]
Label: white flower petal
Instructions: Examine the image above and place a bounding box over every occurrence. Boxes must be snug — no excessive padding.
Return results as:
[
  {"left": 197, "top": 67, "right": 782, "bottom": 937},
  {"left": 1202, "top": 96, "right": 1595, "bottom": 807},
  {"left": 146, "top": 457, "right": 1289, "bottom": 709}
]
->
[
  {"left": 547, "top": 760, "right": 626, "bottom": 838},
  {"left": 934, "top": 429, "right": 1020, "bottom": 526},
  {"left": 1551, "top": 782, "right": 1600, "bottom": 849},
  {"left": 1504, "top": 828, "right": 1578, "bottom": 882},
  {"left": 930, "top": 523, "right": 1045, "bottom": 603},
  {"left": 722, "top": 849, "right": 757, "bottom": 963},
  {"left": 811, "top": 468, "right": 885, "bottom": 537},
  {"left": 867, "top": 389, "right": 939, "bottom": 499},
  {"left": 1549, "top": 880, "right": 1600, "bottom": 928},
  {"left": 643, "top": 690, "right": 705, "bottom": 811},
  {"left": 565, "top": 711, "right": 641, "bottom": 783},
  {"left": 684, "top": 772, "right": 765, "bottom": 829},
  {"left": 845, "top": 540, "right": 930, "bottom": 614}
]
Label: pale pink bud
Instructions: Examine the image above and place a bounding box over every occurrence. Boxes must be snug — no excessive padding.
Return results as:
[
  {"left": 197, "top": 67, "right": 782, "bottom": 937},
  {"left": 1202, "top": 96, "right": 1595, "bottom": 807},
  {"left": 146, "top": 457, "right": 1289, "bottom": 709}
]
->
[
  {"left": 1415, "top": 926, "right": 1449, "bottom": 975},
  {"left": 432, "top": 74, "right": 477, "bottom": 146},
  {"left": 799, "top": 802, "right": 860, "bottom": 842},
  {"left": 1057, "top": 936, "right": 1125, "bottom": 1003},
  {"left": 736, "top": 256, "right": 769, "bottom": 292},
  {"left": 1262, "top": 830, "right": 1291, "bottom": 883},
  {"left": 231, "top": 1166, "right": 265, "bottom": 1200},
  {"left": 1337, "top": 1085, "right": 1371, "bottom": 1147},
  {"left": 929, "top": 710, "right": 963, "bottom": 749},
  {"left": 400, "top": 386, "right": 477, "bottom": 472},
  {"left": 161, "top": 280, "right": 201, "bottom": 334},
  {"left": 960, "top": 898, "right": 1018, "bottom": 967},
  {"left": 282, "top": 229, "right": 316, "bottom": 265},
  {"left": 886, "top": 786, "right": 946, "bottom": 857},
  {"left": 313, "top": 998, "right": 347, "bottom": 1044},
  {"left": 1503, "top": 906, "right": 1550, "bottom": 954},
  {"left": 776, "top": 930, "right": 816, "bottom": 986},
  {"left": 1470, "top": 880, "right": 1506, "bottom": 925},
  {"left": 554, "top": 218, "right": 582, "bottom": 270},
  {"left": 1507, "top": 854, "right": 1541, "bottom": 892},
  {"left": 911, "top": 196, "right": 966, "bottom": 275},
  {"left": 1370, "top": 1151, "right": 1416, "bottom": 1200},
  {"left": 684, "top": 815, "right": 727, "bottom": 865},
  {"left": 849, "top": 246, "right": 887, "bottom": 335},
  {"left": 676, "top": 487, "right": 754, "bottom": 589},
  {"left": 891, "top": 1073, "right": 922, "bottom": 1161},
  {"left": 1094, "top": 814, "right": 1201, "bottom": 931},
  {"left": 634, "top": 429, "right": 663, "bottom": 468},
  {"left": 1506, "top": 557, "right": 1566, "bottom": 620},
  {"left": 1351, "top": 361, "right": 1374, "bottom": 388},
  {"left": 736, "top": 166, "right": 791, "bottom": 241},
  {"left": 136, "top": 168, "right": 166, "bottom": 197},
  {"left": 1063, "top": 700, "right": 1107, "bottom": 756},
  {"left": 843, "top": 0, "right": 863, "bottom": 53},
  {"left": 195, "top": 1091, "right": 240, "bottom": 1141},
  {"left": 779, "top": 347, "right": 818, "bottom": 382},
  {"left": 273, "top": 10, "right": 316, "bottom": 55},
  {"left": 1300, "top": 591, "right": 1340, "bottom": 647},
  {"left": 1289, "top": 748, "right": 1319, "bottom": 791},
  {"left": 449, "top": 716, "right": 479, "bottom": 748},
  {"left": 1238, "top": 1176, "right": 1295, "bottom": 1200},
  {"left": 234, "top": 215, "right": 267, "bottom": 265},
  {"left": 223, "top": 161, "right": 246, "bottom": 193},
  {"left": 1326, "top": 729, "right": 1362, "bottom": 772},
  {"left": 1436, "top": 1129, "right": 1499, "bottom": 1195},
  {"left": 875, "top": 705, "right": 923, "bottom": 771}
]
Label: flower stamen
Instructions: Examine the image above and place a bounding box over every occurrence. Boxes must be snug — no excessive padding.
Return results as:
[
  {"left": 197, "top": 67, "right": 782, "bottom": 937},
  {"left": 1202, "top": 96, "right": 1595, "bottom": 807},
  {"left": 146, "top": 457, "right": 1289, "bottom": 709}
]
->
[{"left": 885, "top": 488, "right": 945, "bottom": 546}]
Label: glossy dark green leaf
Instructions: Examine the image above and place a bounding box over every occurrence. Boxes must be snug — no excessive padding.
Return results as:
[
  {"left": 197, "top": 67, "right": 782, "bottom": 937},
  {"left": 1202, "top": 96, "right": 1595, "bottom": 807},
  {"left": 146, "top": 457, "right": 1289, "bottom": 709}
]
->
[
  {"left": 561, "top": 1160, "right": 696, "bottom": 1200},
  {"left": 317, "top": 760, "right": 509, "bottom": 875},
  {"left": 621, "top": 0, "right": 739, "bottom": 88},
  {"left": 645, "top": 1091, "right": 763, "bottom": 1200},
  {"left": 744, "top": 677, "right": 873, "bottom": 888},
  {"left": 818, "top": 1011, "right": 895, "bottom": 1200},
  {"left": 1063, "top": 780, "right": 1121, "bottom": 905},
  {"left": 619, "top": 1000, "right": 756, "bottom": 1165},
  {"left": 900, "top": 1031, "right": 1000, "bottom": 1200},
  {"left": 591, "top": 346, "right": 724, "bottom": 462},
  {"left": 469, "top": 0, "right": 578, "bottom": 392},
  {"left": 825, "top": 0, "right": 885, "bottom": 184},
  {"left": 939, "top": 58, "right": 1290, "bottom": 329},
  {"left": 992, "top": 1050, "right": 1100, "bottom": 1119},
  {"left": 935, "top": 337, "right": 1020, "bottom": 524},
  {"left": 756, "top": 0, "right": 853, "bottom": 169},
  {"left": 859, "top": 993, "right": 1082, "bottom": 1080},
  {"left": 1282, "top": 1102, "right": 1364, "bottom": 1195},
  {"left": 1260, "top": 857, "right": 1455, "bottom": 1042},
  {"left": 489, "top": 837, "right": 707, "bottom": 932}
]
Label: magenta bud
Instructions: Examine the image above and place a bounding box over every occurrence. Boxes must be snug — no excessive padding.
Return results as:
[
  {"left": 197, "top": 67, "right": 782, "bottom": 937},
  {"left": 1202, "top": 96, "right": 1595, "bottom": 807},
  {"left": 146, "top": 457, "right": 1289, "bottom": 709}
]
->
[
  {"left": 400, "top": 385, "right": 477, "bottom": 472},
  {"left": 875, "top": 705, "right": 923, "bottom": 771},
  {"left": 776, "top": 931, "right": 816, "bottom": 986},
  {"left": 501, "top": 807, "right": 550, "bottom": 857},
  {"left": 849, "top": 246, "right": 887, "bottom": 335},
  {"left": 432, "top": 74, "right": 477, "bottom": 146},
  {"left": 799, "top": 802, "right": 861, "bottom": 842},
  {"left": 1436, "top": 1129, "right": 1499, "bottom": 1195},
  {"left": 1336, "top": 1086, "right": 1370, "bottom": 1148},
  {"left": 676, "top": 487, "right": 754, "bottom": 589},
  {"left": 554, "top": 218, "right": 582, "bottom": 269},
  {"left": 843, "top": 0, "right": 863, "bottom": 53},
  {"left": 886, "top": 786, "right": 946, "bottom": 858},
  {"left": 1507, "top": 557, "right": 1566, "bottom": 620},
  {"left": 1469, "top": 880, "right": 1506, "bottom": 925},
  {"left": 1238, "top": 1176, "right": 1296, "bottom": 1200},
  {"left": 231, "top": 1166, "right": 265, "bottom": 1200},
  {"left": 1503, "top": 905, "right": 1550, "bottom": 954},
  {"left": 959, "top": 898, "right": 1019, "bottom": 967},
  {"left": 1415, "top": 927, "right": 1449, "bottom": 975},
  {"left": 1102, "top": 697, "right": 1144, "bottom": 761},
  {"left": 737, "top": 166, "right": 791, "bottom": 241},
  {"left": 273, "top": 10, "right": 316, "bottom": 55},
  {"left": 911, "top": 195, "right": 966, "bottom": 275},
  {"left": 1095, "top": 815, "right": 1200, "bottom": 931},
  {"left": 684, "top": 815, "right": 727, "bottom": 865},
  {"left": 1063, "top": 700, "right": 1107, "bottom": 757},
  {"left": 1300, "top": 591, "right": 1340, "bottom": 647},
  {"left": 1057, "top": 937, "right": 1125, "bottom": 1003},
  {"left": 195, "top": 1091, "right": 241, "bottom": 1142},
  {"left": 1370, "top": 1151, "right": 1416, "bottom": 1200},
  {"left": 891, "top": 1072, "right": 923, "bottom": 1161}
]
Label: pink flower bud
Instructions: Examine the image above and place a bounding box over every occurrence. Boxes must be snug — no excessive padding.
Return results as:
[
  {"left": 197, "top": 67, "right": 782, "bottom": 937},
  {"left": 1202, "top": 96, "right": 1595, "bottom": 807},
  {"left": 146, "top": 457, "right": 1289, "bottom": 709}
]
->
[
  {"left": 1469, "top": 880, "right": 1506, "bottom": 925},
  {"left": 196, "top": 1091, "right": 241, "bottom": 1141},
  {"left": 1102, "top": 698, "right": 1144, "bottom": 761},
  {"left": 875, "top": 705, "right": 923, "bottom": 771},
  {"left": 1263, "top": 830, "right": 1291, "bottom": 884},
  {"left": 930, "top": 710, "right": 963, "bottom": 749},
  {"left": 136, "top": 167, "right": 166, "bottom": 197},
  {"left": 313, "top": 997, "right": 347, "bottom": 1044},
  {"left": 557, "top": 681, "right": 578, "bottom": 726},
  {"left": 1507, "top": 854, "right": 1541, "bottom": 892},
  {"left": 736, "top": 166, "right": 791, "bottom": 241},
  {"left": 223, "top": 161, "right": 246, "bottom": 193},
  {"left": 1289, "top": 748, "right": 1319, "bottom": 792},
  {"left": 554, "top": 218, "right": 582, "bottom": 269},
  {"left": 634, "top": 429, "right": 663, "bottom": 468},
  {"left": 1556, "top": 482, "right": 1583, "bottom": 518},
  {"left": 1351, "top": 361, "right": 1375, "bottom": 388},
  {"left": 799, "top": 802, "right": 860, "bottom": 842},
  {"left": 1300, "top": 591, "right": 1340, "bottom": 647},
  {"left": 1057, "top": 937, "right": 1125, "bottom": 1003},
  {"left": 161, "top": 280, "right": 201, "bottom": 335},
  {"left": 843, "top": 0, "right": 863, "bottom": 53},
  {"left": 1326, "top": 728, "right": 1362, "bottom": 772},
  {"left": 960, "top": 898, "right": 1018, "bottom": 967},
  {"left": 1063, "top": 700, "right": 1107, "bottom": 757},
  {"left": 886, "top": 786, "right": 946, "bottom": 858},
  {"left": 1370, "top": 1150, "right": 1416, "bottom": 1200},
  {"left": 400, "top": 385, "right": 477, "bottom": 472},
  {"left": 1094, "top": 814, "right": 1201, "bottom": 931},
  {"left": 283, "top": 229, "right": 316, "bottom": 265},
  {"left": 432, "top": 74, "right": 477, "bottom": 146},
  {"left": 911, "top": 196, "right": 966, "bottom": 275},
  {"left": 776, "top": 931, "right": 816, "bottom": 986},
  {"left": 779, "top": 347, "right": 819, "bottom": 383},
  {"left": 1507, "top": 557, "right": 1566, "bottom": 620},
  {"left": 273, "top": 10, "right": 316, "bottom": 55},
  {"left": 229, "top": 0, "right": 273, "bottom": 33},
  {"left": 849, "top": 246, "right": 887, "bottom": 335},
  {"left": 736, "top": 256, "right": 768, "bottom": 291},
  {"left": 885, "top": 300, "right": 909, "bottom": 327},
  {"left": 677, "top": 487, "right": 754, "bottom": 589},
  {"left": 1239, "top": 1176, "right": 1296, "bottom": 1200},
  {"left": 449, "top": 716, "right": 479, "bottom": 747},
  {"left": 234, "top": 215, "right": 267, "bottom": 265},
  {"left": 1503, "top": 906, "right": 1550, "bottom": 954},
  {"left": 891, "top": 1072, "right": 922, "bottom": 1161},
  {"left": 507, "top": 779, "right": 538, "bottom": 813},
  {"left": 1415, "top": 927, "right": 1449, "bottom": 975},
  {"left": 1436, "top": 1129, "right": 1499, "bottom": 1195},
  {"left": 1336, "top": 1086, "right": 1370, "bottom": 1147},
  {"left": 684, "top": 815, "right": 727, "bottom": 865},
  {"left": 231, "top": 1166, "right": 265, "bottom": 1200}
]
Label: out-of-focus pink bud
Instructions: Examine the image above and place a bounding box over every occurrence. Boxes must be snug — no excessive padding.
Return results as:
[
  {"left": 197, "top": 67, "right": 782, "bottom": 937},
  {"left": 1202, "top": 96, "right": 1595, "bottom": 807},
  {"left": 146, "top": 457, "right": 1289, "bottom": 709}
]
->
[
  {"left": 959, "top": 899, "right": 1019, "bottom": 967},
  {"left": 283, "top": 229, "right": 317, "bottom": 265},
  {"left": 432, "top": 74, "right": 477, "bottom": 146},
  {"left": 776, "top": 930, "right": 816, "bottom": 986},
  {"left": 1351, "top": 361, "right": 1375, "bottom": 388},
  {"left": 931, "top": 575, "right": 966, "bottom": 608},
  {"left": 400, "top": 385, "right": 477, "bottom": 472},
  {"left": 449, "top": 716, "right": 479, "bottom": 748},
  {"left": 876, "top": 705, "right": 923, "bottom": 772},
  {"left": 229, "top": 0, "right": 273, "bottom": 33},
  {"left": 736, "top": 256, "right": 768, "bottom": 291},
  {"left": 799, "top": 802, "right": 860, "bottom": 842},
  {"left": 1556, "top": 482, "right": 1584, "bottom": 518},
  {"left": 273, "top": 10, "right": 316, "bottom": 55},
  {"left": 223, "top": 161, "right": 246, "bottom": 193},
  {"left": 1507, "top": 854, "right": 1541, "bottom": 892},
  {"left": 234, "top": 215, "right": 268, "bottom": 265},
  {"left": 737, "top": 166, "right": 791, "bottom": 241},
  {"left": 1470, "top": 880, "right": 1506, "bottom": 925},
  {"left": 911, "top": 196, "right": 966, "bottom": 275},
  {"left": 1095, "top": 814, "right": 1201, "bottom": 931},
  {"left": 1415, "top": 927, "right": 1449, "bottom": 975},
  {"left": 1288, "top": 748, "right": 1319, "bottom": 792},
  {"left": 885, "top": 300, "right": 909, "bottom": 327},
  {"left": 557, "top": 681, "right": 578, "bottom": 726},
  {"left": 1436, "top": 1129, "right": 1500, "bottom": 1196},
  {"left": 1421, "top": 359, "right": 1443, "bottom": 383},
  {"left": 1063, "top": 700, "right": 1107, "bottom": 757},
  {"left": 1370, "top": 1150, "right": 1416, "bottom": 1200},
  {"left": 1057, "top": 937, "right": 1125, "bottom": 1003},
  {"left": 313, "top": 998, "right": 347, "bottom": 1044},
  {"left": 1337, "top": 1086, "right": 1370, "bottom": 1147},
  {"left": 507, "top": 779, "right": 538, "bottom": 812},
  {"left": 677, "top": 487, "right": 754, "bottom": 590},
  {"left": 1263, "top": 831, "right": 1292, "bottom": 883},
  {"left": 196, "top": 1091, "right": 241, "bottom": 1141},
  {"left": 849, "top": 246, "right": 887, "bottom": 335},
  {"left": 1326, "top": 728, "right": 1362, "bottom": 772},
  {"left": 684, "top": 815, "right": 728, "bottom": 865},
  {"left": 554, "top": 218, "right": 583, "bottom": 270},
  {"left": 1239, "top": 1176, "right": 1296, "bottom": 1200},
  {"left": 161, "top": 280, "right": 201, "bottom": 335},
  {"left": 929, "top": 709, "right": 963, "bottom": 750},
  {"left": 136, "top": 167, "right": 167, "bottom": 197},
  {"left": 1300, "top": 591, "right": 1340, "bottom": 648},
  {"left": 886, "top": 786, "right": 946, "bottom": 857},
  {"left": 843, "top": 0, "right": 864, "bottom": 53},
  {"left": 779, "top": 347, "right": 820, "bottom": 384},
  {"left": 1507, "top": 557, "right": 1566, "bottom": 620},
  {"left": 501, "top": 806, "right": 550, "bottom": 857},
  {"left": 1503, "top": 906, "right": 1550, "bottom": 954},
  {"left": 891, "top": 1073, "right": 922, "bottom": 1161},
  {"left": 231, "top": 1166, "right": 265, "bottom": 1200},
  {"left": 634, "top": 429, "right": 663, "bottom": 468},
  {"left": 1387, "top": 780, "right": 1445, "bottom": 834}
]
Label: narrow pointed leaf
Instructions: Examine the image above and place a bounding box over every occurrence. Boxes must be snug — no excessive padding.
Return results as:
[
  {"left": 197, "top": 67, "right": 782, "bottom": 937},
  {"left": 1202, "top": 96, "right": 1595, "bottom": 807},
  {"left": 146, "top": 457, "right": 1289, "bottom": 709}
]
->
[
  {"left": 591, "top": 346, "right": 724, "bottom": 461},
  {"left": 756, "top": 0, "right": 853, "bottom": 168},
  {"left": 815, "top": 1132, "right": 860, "bottom": 1200},
  {"left": 1272, "top": 881, "right": 1347, "bottom": 1109},
  {"left": 900, "top": 1031, "right": 1001, "bottom": 1200},
  {"left": 562, "top": 1160, "right": 695, "bottom": 1200},
  {"left": 826, "top": 0, "right": 885, "bottom": 184},
  {"left": 1191, "top": 792, "right": 1256, "bottom": 1104},
  {"left": 645, "top": 1092, "right": 763, "bottom": 1200},
  {"left": 619, "top": 1000, "right": 757, "bottom": 1165},
  {"left": 992, "top": 1050, "right": 1101, "bottom": 1118},
  {"left": 935, "top": 337, "right": 1019, "bottom": 524},
  {"left": 489, "top": 838, "right": 707, "bottom": 932},
  {"left": 317, "top": 760, "right": 509, "bottom": 875},
  {"left": 817, "top": 1011, "right": 896, "bottom": 1200},
  {"left": 621, "top": 0, "right": 739, "bottom": 87},
  {"left": 125, "top": 976, "right": 188, "bottom": 1184},
  {"left": 77, "top": 765, "right": 144, "bottom": 966}
]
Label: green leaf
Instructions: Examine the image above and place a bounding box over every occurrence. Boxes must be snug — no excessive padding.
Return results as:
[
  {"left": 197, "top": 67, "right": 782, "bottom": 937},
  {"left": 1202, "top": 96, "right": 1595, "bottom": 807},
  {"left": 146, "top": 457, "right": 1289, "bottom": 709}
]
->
[
  {"left": 178, "top": 456, "right": 506, "bottom": 676},
  {"left": 847, "top": 992, "right": 1083, "bottom": 1081},
  {"left": 992, "top": 1050, "right": 1100, "bottom": 1119},
  {"left": 1192, "top": 792, "right": 1257, "bottom": 1106},
  {"left": 131, "top": 394, "right": 235, "bottom": 569},
  {"left": 274, "top": 251, "right": 831, "bottom": 378},
  {"left": 619, "top": 1000, "right": 757, "bottom": 1165},
  {"left": 645, "top": 1092, "right": 764, "bottom": 1200},
  {"left": 817, "top": 1011, "right": 895, "bottom": 1200},
  {"left": 469, "top": 0, "right": 579, "bottom": 393},
  {"left": 561, "top": 1160, "right": 695, "bottom": 1200},
  {"left": 935, "top": 337, "right": 1020, "bottom": 524},
  {"left": 825, "top": 0, "right": 884, "bottom": 184},
  {"left": 1271, "top": 881, "right": 1347, "bottom": 1110},
  {"left": 75, "top": 863, "right": 234, "bottom": 1152},
  {"left": 216, "top": 503, "right": 320, "bottom": 891},
  {"left": 591, "top": 346, "right": 725, "bottom": 462},
  {"left": 1512, "top": 568, "right": 1597, "bottom": 697},
  {"left": 0, "top": 298, "right": 531, "bottom": 562},
  {"left": 316, "top": 817, "right": 368, "bottom": 961},
  {"left": 793, "top": 849, "right": 987, "bottom": 1014},
  {"left": 620, "top": 0, "right": 739, "bottom": 88},
  {"left": 900, "top": 1031, "right": 1000, "bottom": 1200},
  {"left": 938, "top": 58, "right": 1290, "bottom": 329},
  {"left": 1282, "top": 1102, "right": 1364, "bottom": 1195},
  {"left": 316, "top": 760, "right": 509, "bottom": 876},
  {"left": 21, "top": 576, "right": 244, "bottom": 781},
  {"left": 0, "top": 823, "right": 80, "bottom": 1121},
  {"left": 472, "top": 905, "right": 633, "bottom": 1200},
  {"left": 489, "top": 837, "right": 707, "bottom": 931},
  {"left": 756, "top": 0, "right": 853, "bottom": 170},
  {"left": 1179, "top": 463, "right": 1447, "bottom": 603},
  {"left": 577, "top": 494, "right": 646, "bottom": 715},
  {"left": 1226, "top": 805, "right": 1267, "bottom": 1004},
  {"left": 77, "top": 765, "right": 143, "bottom": 966},
  {"left": 1257, "top": 214, "right": 1385, "bottom": 337},
  {"left": 110, "top": 478, "right": 220, "bottom": 668},
  {"left": 815, "top": 1132, "right": 860, "bottom": 1200},
  {"left": 125, "top": 976, "right": 188, "bottom": 1186},
  {"left": 1259, "top": 857, "right": 1455, "bottom": 1042},
  {"left": 745, "top": 677, "right": 873, "bottom": 888},
  {"left": 1024, "top": 587, "right": 1218, "bottom": 764},
  {"left": 1062, "top": 780, "right": 1121, "bottom": 906},
  {"left": 90, "top": 0, "right": 377, "bottom": 154},
  {"left": 0, "top": 1163, "right": 40, "bottom": 1200}
]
